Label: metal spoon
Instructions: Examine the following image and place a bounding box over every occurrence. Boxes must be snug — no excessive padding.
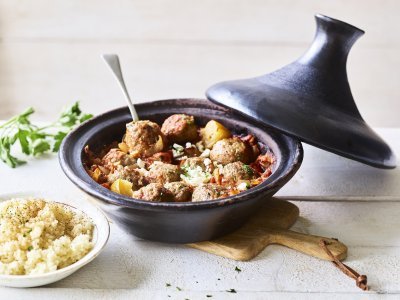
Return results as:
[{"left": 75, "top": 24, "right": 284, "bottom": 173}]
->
[{"left": 102, "top": 54, "right": 139, "bottom": 121}]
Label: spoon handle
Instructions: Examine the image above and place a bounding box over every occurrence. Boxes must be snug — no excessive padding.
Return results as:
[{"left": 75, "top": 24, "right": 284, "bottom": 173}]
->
[{"left": 102, "top": 54, "right": 139, "bottom": 121}]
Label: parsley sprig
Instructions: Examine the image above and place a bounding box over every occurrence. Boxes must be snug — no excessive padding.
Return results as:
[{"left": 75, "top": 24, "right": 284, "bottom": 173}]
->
[{"left": 0, "top": 102, "right": 92, "bottom": 168}]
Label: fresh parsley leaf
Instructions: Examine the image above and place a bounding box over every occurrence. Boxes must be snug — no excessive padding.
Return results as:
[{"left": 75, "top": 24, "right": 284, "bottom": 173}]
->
[
  {"left": 165, "top": 283, "right": 171, "bottom": 287},
  {"left": 53, "top": 131, "right": 67, "bottom": 152},
  {"left": 0, "top": 101, "right": 92, "bottom": 167},
  {"left": 18, "top": 129, "right": 31, "bottom": 155},
  {"left": 235, "top": 266, "right": 242, "bottom": 273},
  {"left": 32, "top": 139, "right": 51, "bottom": 156},
  {"left": 80, "top": 113, "right": 93, "bottom": 123},
  {"left": 227, "top": 289, "right": 237, "bottom": 293}
]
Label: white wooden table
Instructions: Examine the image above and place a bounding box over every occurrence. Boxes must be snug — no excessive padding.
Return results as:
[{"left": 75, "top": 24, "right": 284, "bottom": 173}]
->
[{"left": 1, "top": 128, "right": 399, "bottom": 299}]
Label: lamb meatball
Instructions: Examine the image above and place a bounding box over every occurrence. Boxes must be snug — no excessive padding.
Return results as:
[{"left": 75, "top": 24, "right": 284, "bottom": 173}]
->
[
  {"left": 124, "top": 120, "right": 164, "bottom": 157},
  {"left": 210, "top": 137, "right": 251, "bottom": 165},
  {"left": 102, "top": 148, "right": 137, "bottom": 168},
  {"left": 107, "top": 165, "right": 147, "bottom": 190},
  {"left": 222, "top": 161, "right": 256, "bottom": 182},
  {"left": 161, "top": 114, "right": 198, "bottom": 143},
  {"left": 164, "top": 182, "right": 192, "bottom": 202},
  {"left": 132, "top": 183, "right": 173, "bottom": 202},
  {"left": 192, "top": 184, "right": 229, "bottom": 202},
  {"left": 147, "top": 161, "right": 180, "bottom": 184}
]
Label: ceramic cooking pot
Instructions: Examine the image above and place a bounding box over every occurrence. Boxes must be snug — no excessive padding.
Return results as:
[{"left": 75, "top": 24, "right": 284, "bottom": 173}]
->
[{"left": 59, "top": 99, "right": 303, "bottom": 243}]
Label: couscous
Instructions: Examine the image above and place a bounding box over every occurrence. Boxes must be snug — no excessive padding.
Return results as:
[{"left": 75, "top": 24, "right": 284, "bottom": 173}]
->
[{"left": 0, "top": 198, "right": 94, "bottom": 275}]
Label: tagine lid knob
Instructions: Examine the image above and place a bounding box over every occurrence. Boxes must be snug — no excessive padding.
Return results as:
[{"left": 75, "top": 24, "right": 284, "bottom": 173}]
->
[{"left": 206, "top": 14, "right": 396, "bottom": 169}]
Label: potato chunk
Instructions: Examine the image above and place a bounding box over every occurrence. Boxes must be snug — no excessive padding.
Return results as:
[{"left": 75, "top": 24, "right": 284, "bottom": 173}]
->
[
  {"left": 110, "top": 179, "right": 133, "bottom": 196},
  {"left": 201, "top": 120, "right": 231, "bottom": 149}
]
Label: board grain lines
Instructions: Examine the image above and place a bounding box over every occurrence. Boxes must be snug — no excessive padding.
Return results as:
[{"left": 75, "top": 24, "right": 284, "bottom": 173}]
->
[{"left": 189, "top": 200, "right": 348, "bottom": 261}]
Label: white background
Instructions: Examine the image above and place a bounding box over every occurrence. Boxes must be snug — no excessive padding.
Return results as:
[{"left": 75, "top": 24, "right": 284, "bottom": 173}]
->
[{"left": 0, "top": 1, "right": 399, "bottom": 126}]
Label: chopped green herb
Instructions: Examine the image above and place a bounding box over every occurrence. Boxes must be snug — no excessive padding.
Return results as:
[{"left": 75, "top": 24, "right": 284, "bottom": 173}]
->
[
  {"left": 227, "top": 289, "right": 237, "bottom": 293},
  {"left": 27, "top": 246, "right": 33, "bottom": 251},
  {"left": 243, "top": 164, "right": 253, "bottom": 175},
  {"left": 206, "top": 295, "right": 213, "bottom": 298},
  {"left": 176, "top": 286, "right": 182, "bottom": 291},
  {"left": 235, "top": 266, "right": 242, "bottom": 273},
  {"left": 166, "top": 283, "right": 171, "bottom": 287},
  {"left": 0, "top": 102, "right": 92, "bottom": 168}
]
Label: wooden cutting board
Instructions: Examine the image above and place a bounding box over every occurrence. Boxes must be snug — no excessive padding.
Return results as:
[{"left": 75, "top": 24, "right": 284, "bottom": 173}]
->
[{"left": 188, "top": 200, "right": 347, "bottom": 261}]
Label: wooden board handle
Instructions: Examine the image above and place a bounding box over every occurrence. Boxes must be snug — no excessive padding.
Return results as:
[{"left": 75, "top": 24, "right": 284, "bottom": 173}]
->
[{"left": 268, "top": 229, "right": 348, "bottom": 261}]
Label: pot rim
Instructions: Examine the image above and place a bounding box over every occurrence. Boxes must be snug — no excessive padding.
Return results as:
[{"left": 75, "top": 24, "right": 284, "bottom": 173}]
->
[{"left": 59, "top": 98, "right": 303, "bottom": 211}]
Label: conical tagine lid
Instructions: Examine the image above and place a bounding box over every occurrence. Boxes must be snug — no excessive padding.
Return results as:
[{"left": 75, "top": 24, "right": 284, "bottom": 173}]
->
[{"left": 206, "top": 14, "right": 396, "bottom": 169}]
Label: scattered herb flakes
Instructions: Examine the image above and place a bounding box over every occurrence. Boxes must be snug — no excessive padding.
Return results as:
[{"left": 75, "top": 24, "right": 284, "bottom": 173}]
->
[
  {"left": 165, "top": 283, "right": 171, "bottom": 287},
  {"left": 206, "top": 295, "right": 213, "bottom": 298},
  {"left": 217, "top": 278, "right": 221, "bottom": 281},
  {"left": 235, "top": 266, "right": 242, "bottom": 273},
  {"left": 227, "top": 289, "right": 237, "bottom": 293},
  {"left": 27, "top": 246, "right": 33, "bottom": 251},
  {"left": 176, "top": 286, "right": 182, "bottom": 291}
]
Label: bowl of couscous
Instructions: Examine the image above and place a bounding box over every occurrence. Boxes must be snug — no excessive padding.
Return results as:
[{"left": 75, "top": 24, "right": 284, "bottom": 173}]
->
[{"left": 0, "top": 192, "right": 110, "bottom": 288}]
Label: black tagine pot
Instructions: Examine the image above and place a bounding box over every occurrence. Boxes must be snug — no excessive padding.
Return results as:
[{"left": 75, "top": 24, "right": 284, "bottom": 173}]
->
[{"left": 59, "top": 99, "right": 303, "bottom": 243}]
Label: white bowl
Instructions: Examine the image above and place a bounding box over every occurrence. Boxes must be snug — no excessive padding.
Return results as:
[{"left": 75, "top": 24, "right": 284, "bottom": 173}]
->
[{"left": 0, "top": 191, "right": 110, "bottom": 288}]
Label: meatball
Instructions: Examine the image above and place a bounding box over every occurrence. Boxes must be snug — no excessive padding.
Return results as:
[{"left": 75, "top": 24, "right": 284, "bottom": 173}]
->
[
  {"left": 102, "top": 148, "right": 137, "bottom": 168},
  {"left": 107, "top": 165, "right": 147, "bottom": 190},
  {"left": 164, "top": 182, "right": 192, "bottom": 202},
  {"left": 124, "top": 120, "right": 164, "bottom": 157},
  {"left": 161, "top": 114, "right": 198, "bottom": 143},
  {"left": 192, "top": 184, "right": 229, "bottom": 202},
  {"left": 222, "top": 162, "right": 256, "bottom": 182},
  {"left": 132, "top": 183, "right": 174, "bottom": 202},
  {"left": 147, "top": 161, "right": 180, "bottom": 184},
  {"left": 210, "top": 137, "right": 251, "bottom": 165}
]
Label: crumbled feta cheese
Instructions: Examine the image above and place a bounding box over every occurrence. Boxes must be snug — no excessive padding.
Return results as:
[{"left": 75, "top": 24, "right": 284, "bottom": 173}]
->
[
  {"left": 137, "top": 158, "right": 146, "bottom": 169},
  {"left": 175, "top": 155, "right": 188, "bottom": 161},
  {"left": 200, "top": 148, "right": 211, "bottom": 158},
  {"left": 172, "top": 143, "right": 185, "bottom": 158},
  {"left": 173, "top": 143, "right": 184, "bottom": 151},
  {"left": 196, "top": 141, "right": 205, "bottom": 152},
  {"left": 185, "top": 142, "right": 192, "bottom": 148},
  {"left": 237, "top": 182, "right": 250, "bottom": 191},
  {"left": 204, "top": 158, "right": 211, "bottom": 166},
  {"left": 180, "top": 166, "right": 212, "bottom": 186}
]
